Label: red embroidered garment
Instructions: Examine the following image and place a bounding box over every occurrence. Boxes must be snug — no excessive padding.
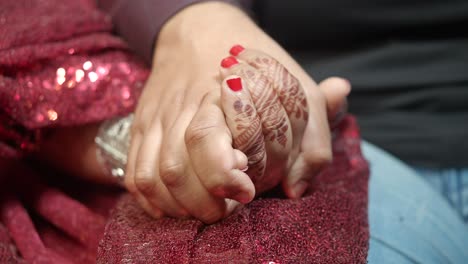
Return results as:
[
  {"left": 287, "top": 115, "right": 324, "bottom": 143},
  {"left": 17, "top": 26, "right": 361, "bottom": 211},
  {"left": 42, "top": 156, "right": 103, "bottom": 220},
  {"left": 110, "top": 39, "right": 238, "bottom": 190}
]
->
[{"left": 0, "top": 1, "right": 369, "bottom": 263}]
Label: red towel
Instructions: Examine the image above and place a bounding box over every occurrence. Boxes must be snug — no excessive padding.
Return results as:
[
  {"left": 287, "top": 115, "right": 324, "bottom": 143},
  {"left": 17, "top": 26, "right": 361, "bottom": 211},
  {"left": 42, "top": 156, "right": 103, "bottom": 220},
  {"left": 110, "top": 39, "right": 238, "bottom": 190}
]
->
[{"left": 0, "top": 1, "right": 369, "bottom": 263}]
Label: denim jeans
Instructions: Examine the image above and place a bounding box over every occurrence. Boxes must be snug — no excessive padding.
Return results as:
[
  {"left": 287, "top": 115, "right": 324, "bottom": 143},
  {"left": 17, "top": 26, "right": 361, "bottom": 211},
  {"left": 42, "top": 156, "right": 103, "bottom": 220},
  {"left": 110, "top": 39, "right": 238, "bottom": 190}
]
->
[
  {"left": 415, "top": 167, "right": 468, "bottom": 224},
  {"left": 363, "top": 141, "right": 468, "bottom": 263}
]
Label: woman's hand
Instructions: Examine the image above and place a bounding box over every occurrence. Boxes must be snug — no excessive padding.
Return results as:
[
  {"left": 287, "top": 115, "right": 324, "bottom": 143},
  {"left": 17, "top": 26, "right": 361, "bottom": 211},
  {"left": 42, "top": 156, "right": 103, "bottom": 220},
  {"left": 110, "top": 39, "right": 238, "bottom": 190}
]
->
[
  {"left": 220, "top": 46, "right": 350, "bottom": 197},
  {"left": 125, "top": 57, "right": 348, "bottom": 224}
]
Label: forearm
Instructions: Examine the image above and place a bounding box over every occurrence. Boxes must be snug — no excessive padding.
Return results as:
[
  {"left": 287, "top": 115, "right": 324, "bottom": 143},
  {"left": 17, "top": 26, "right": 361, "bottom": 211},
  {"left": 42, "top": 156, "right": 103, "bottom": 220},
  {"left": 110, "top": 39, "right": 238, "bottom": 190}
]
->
[
  {"left": 97, "top": 0, "right": 247, "bottom": 64},
  {"left": 38, "top": 124, "right": 117, "bottom": 185},
  {"left": 156, "top": 2, "right": 316, "bottom": 88}
]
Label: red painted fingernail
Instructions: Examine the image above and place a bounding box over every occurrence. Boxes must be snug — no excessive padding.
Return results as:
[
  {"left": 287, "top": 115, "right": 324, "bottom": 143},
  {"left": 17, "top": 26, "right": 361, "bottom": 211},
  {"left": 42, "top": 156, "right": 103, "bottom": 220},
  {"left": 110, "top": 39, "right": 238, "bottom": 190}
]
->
[
  {"left": 221, "top": 56, "right": 239, "bottom": 68},
  {"left": 226, "top": 77, "right": 242, "bottom": 92},
  {"left": 230, "top": 44, "right": 245, "bottom": 56}
]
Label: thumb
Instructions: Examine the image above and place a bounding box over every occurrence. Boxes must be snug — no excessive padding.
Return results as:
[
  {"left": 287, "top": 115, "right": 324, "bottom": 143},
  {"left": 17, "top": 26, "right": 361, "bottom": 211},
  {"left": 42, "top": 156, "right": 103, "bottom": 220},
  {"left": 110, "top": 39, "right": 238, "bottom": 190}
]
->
[{"left": 317, "top": 77, "right": 351, "bottom": 125}]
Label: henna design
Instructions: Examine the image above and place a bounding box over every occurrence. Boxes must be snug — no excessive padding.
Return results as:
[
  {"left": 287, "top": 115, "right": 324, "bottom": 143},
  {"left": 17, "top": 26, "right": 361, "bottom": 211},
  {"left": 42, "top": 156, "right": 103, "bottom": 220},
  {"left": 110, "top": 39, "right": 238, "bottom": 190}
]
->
[
  {"left": 248, "top": 56, "right": 309, "bottom": 122},
  {"left": 227, "top": 51, "right": 310, "bottom": 193},
  {"left": 234, "top": 68, "right": 290, "bottom": 148},
  {"left": 231, "top": 99, "right": 266, "bottom": 182}
]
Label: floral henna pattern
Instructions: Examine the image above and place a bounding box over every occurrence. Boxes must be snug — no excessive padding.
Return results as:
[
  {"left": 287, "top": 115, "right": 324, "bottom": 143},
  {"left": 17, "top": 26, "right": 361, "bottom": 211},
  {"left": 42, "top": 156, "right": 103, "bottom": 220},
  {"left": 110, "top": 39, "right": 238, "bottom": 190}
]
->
[
  {"left": 236, "top": 68, "right": 290, "bottom": 148},
  {"left": 251, "top": 56, "right": 309, "bottom": 122},
  {"left": 232, "top": 100, "right": 266, "bottom": 182}
]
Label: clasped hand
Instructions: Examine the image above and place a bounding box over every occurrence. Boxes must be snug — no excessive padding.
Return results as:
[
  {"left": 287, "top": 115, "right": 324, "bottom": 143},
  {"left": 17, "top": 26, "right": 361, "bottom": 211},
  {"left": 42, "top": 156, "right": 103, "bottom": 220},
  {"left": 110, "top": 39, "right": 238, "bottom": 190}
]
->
[{"left": 125, "top": 46, "right": 350, "bottom": 223}]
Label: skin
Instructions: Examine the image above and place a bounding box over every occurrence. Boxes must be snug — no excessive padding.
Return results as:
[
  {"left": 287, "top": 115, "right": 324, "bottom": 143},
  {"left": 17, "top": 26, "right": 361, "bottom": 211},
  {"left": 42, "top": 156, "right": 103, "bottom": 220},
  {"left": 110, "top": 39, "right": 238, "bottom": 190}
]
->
[
  {"left": 39, "top": 73, "right": 349, "bottom": 221},
  {"left": 220, "top": 50, "right": 309, "bottom": 193},
  {"left": 126, "top": 2, "right": 337, "bottom": 223},
  {"left": 38, "top": 2, "right": 351, "bottom": 223}
]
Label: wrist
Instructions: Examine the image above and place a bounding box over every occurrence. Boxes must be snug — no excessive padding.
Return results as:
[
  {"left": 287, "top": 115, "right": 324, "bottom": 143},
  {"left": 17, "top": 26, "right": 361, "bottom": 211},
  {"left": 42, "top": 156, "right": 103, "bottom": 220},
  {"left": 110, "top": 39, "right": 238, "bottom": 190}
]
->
[
  {"left": 154, "top": 1, "right": 316, "bottom": 88},
  {"left": 154, "top": 2, "right": 257, "bottom": 65}
]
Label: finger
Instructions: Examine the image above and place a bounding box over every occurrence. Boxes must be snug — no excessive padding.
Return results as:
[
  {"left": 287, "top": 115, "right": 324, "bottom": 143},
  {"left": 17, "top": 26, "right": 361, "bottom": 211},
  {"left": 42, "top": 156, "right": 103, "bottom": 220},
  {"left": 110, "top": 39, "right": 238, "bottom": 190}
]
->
[
  {"left": 221, "top": 57, "right": 293, "bottom": 154},
  {"left": 317, "top": 77, "right": 351, "bottom": 127},
  {"left": 230, "top": 45, "right": 332, "bottom": 198},
  {"left": 133, "top": 118, "right": 188, "bottom": 218},
  {"left": 229, "top": 46, "right": 309, "bottom": 148},
  {"left": 233, "top": 149, "right": 248, "bottom": 171},
  {"left": 220, "top": 57, "right": 296, "bottom": 193},
  {"left": 285, "top": 88, "right": 332, "bottom": 198},
  {"left": 220, "top": 75, "right": 272, "bottom": 191},
  {"left": 124, "top": 127, "right": 163, "bottom": 218},
  {"left": 160, "top": 109, "right": 236, "bottom": 223},
  {"left": 285, "top": 100, "right": 333, "bottom": 198},
  {"left": 220, "top": 57, "right": 293, "bottom": 166},
  {"left": 186, "top": 90, "right": 255, "bottom": 204}
]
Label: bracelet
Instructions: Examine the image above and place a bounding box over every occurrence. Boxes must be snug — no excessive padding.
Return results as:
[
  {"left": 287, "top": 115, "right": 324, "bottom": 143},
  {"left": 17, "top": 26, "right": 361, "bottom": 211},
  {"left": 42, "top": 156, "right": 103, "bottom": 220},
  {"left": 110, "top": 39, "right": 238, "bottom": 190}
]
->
[{"left": 94, "top": 114, "right": 133, "bottom": 182}]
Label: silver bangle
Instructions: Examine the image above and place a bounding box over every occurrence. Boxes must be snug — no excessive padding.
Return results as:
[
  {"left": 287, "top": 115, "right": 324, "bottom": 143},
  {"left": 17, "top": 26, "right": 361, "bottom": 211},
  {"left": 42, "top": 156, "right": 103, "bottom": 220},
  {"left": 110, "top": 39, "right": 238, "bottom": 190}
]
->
[{"left": 94, "top": 114, "right": 133, "bottom": 182}]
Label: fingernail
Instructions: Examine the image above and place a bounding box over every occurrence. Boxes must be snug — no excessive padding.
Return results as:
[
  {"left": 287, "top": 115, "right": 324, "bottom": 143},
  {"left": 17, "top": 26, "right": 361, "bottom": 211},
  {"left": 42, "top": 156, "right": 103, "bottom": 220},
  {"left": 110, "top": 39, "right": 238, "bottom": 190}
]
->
[
  {"left": 221, "top": 56, "right": 239, "bottom": 68},
  {"left": 241, "top": 166, "right": 249, "bottom": 172},
  {"left": 230, "top": 44, "right": 245, "bottom": 56},
  {"left": 233, "top": 191, "right": 252, "bottom": 204},
  {"left": 292, "top": 181, "right": 308, "bottom": 198},
  {"left": 225, "top": 200, "right": 243, "bottom": 217},
  {"left": 179, "top": 208, "right": 190, "bottom": 217},
  {"left": 226, "top": 77, "right": 242, "bottom": 92}
]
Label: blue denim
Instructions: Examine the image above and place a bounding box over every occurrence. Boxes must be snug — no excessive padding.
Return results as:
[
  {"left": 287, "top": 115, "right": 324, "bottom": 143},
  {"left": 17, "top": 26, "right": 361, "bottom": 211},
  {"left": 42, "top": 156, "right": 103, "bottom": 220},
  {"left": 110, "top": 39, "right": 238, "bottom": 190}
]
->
[
  {"left": 415, "top": 167, "right": 468, "bottom": 224},
  {"left": 363, "top": 141, "right": 468, "bottom": 263}
]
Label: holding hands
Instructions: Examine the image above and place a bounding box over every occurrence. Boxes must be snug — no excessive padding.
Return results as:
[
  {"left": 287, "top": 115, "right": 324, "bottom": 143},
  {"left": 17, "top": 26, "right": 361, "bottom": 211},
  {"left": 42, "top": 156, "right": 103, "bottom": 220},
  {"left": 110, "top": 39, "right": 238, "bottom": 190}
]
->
[{"left": 125, "top": 44, "right": 350, "bottom": 223}]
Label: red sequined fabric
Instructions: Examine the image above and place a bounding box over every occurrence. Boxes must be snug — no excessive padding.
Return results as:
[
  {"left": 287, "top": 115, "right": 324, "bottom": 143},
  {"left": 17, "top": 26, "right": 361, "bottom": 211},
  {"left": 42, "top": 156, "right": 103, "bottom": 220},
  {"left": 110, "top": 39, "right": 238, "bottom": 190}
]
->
[
  {"left": 0, "top": 0, "right": 148, "bottom": 156},
  {"left": 0, "top": 1, "right": 369, "bottom": 263},
  {"left": 97, "top": 118, "right": 369, "bottom": 263}
]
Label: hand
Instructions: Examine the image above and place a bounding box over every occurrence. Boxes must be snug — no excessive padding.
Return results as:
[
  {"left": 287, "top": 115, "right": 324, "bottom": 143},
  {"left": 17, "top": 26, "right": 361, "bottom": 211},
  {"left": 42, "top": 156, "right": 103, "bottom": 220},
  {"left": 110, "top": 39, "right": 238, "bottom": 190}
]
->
[
  {"left": 124, "top": 52, "right": 348, "bottom": 223},
  {"left": 123, "top": 2, "right": 349, "bottom": 222},
  {"left": 220, "top": 46, "right": 350, "bottom": 197},
  {"left": 35, "top": 3, "right": 349, "bottom": 224},
  {"left": 123, "top": 51, "right": 255, "bottom": 223}
]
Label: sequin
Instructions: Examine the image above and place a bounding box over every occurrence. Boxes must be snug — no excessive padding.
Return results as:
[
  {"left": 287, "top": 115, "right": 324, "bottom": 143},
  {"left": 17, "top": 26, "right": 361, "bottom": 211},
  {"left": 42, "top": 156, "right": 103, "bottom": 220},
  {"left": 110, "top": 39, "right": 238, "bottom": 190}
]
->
[
  {"left": 83, "top": 61, "right": 93, "bottom": 70},
  {"left": 56, "top": 76, "right": 66, "bottom": 85},
  {"left": 56, "top": 68, "right": 66, "bottom": 77},
  {"left": 121, "top": 86, "right": 130, "bottom": 99},
  {"left": 0, "top": 0, "right": 148, "bottom": 156},
  {"left": 47, "top": 110, "right": 58, "bottom": 121},
  {"left": 96, "top": 66, "right": 109, "bottom": 76},
  {"left": 35, "top": 113, "right": 45, "bottom": 122},
  {"left": 66, "top": 80, "right": 76, "bottom": 89},
  {"left": 75, "top": 69, "right": 85, "bottom": 82},
  {"left": 88, "top": 71, "right": 98, "bottom": 83}
]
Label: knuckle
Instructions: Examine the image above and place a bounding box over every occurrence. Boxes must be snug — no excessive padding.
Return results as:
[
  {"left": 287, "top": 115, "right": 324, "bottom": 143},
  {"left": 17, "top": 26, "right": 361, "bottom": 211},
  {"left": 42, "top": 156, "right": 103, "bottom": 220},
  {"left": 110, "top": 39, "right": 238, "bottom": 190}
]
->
[
  {"left": 159, "top": 160, "right": 186, "bottom": 188},
  {"left": 134, "top": 168, "right": 155, "bottom": 194},
  {"left": 287, "top": 73, "right": 300, "bottom": 87},
  {"left": 204, "top": 170, "right": 233, "bottom": 196},
  {"left": 184, "top": 123, "right": 215, "bottom": 148},
  {"left": 243, "top": 133, "right": 266, "bottom": 163},
  {"left": 205, "top": 178, "right": 226, "bottom": 195},
  {"left": 123, "top": 174, "right": 138, "bottom": 194},
  {"left": 130, "top": 120, "right": 145, "bottom": 138},
  {"left": 248, "top": 147, "right": 266, "bottom": 165}
]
